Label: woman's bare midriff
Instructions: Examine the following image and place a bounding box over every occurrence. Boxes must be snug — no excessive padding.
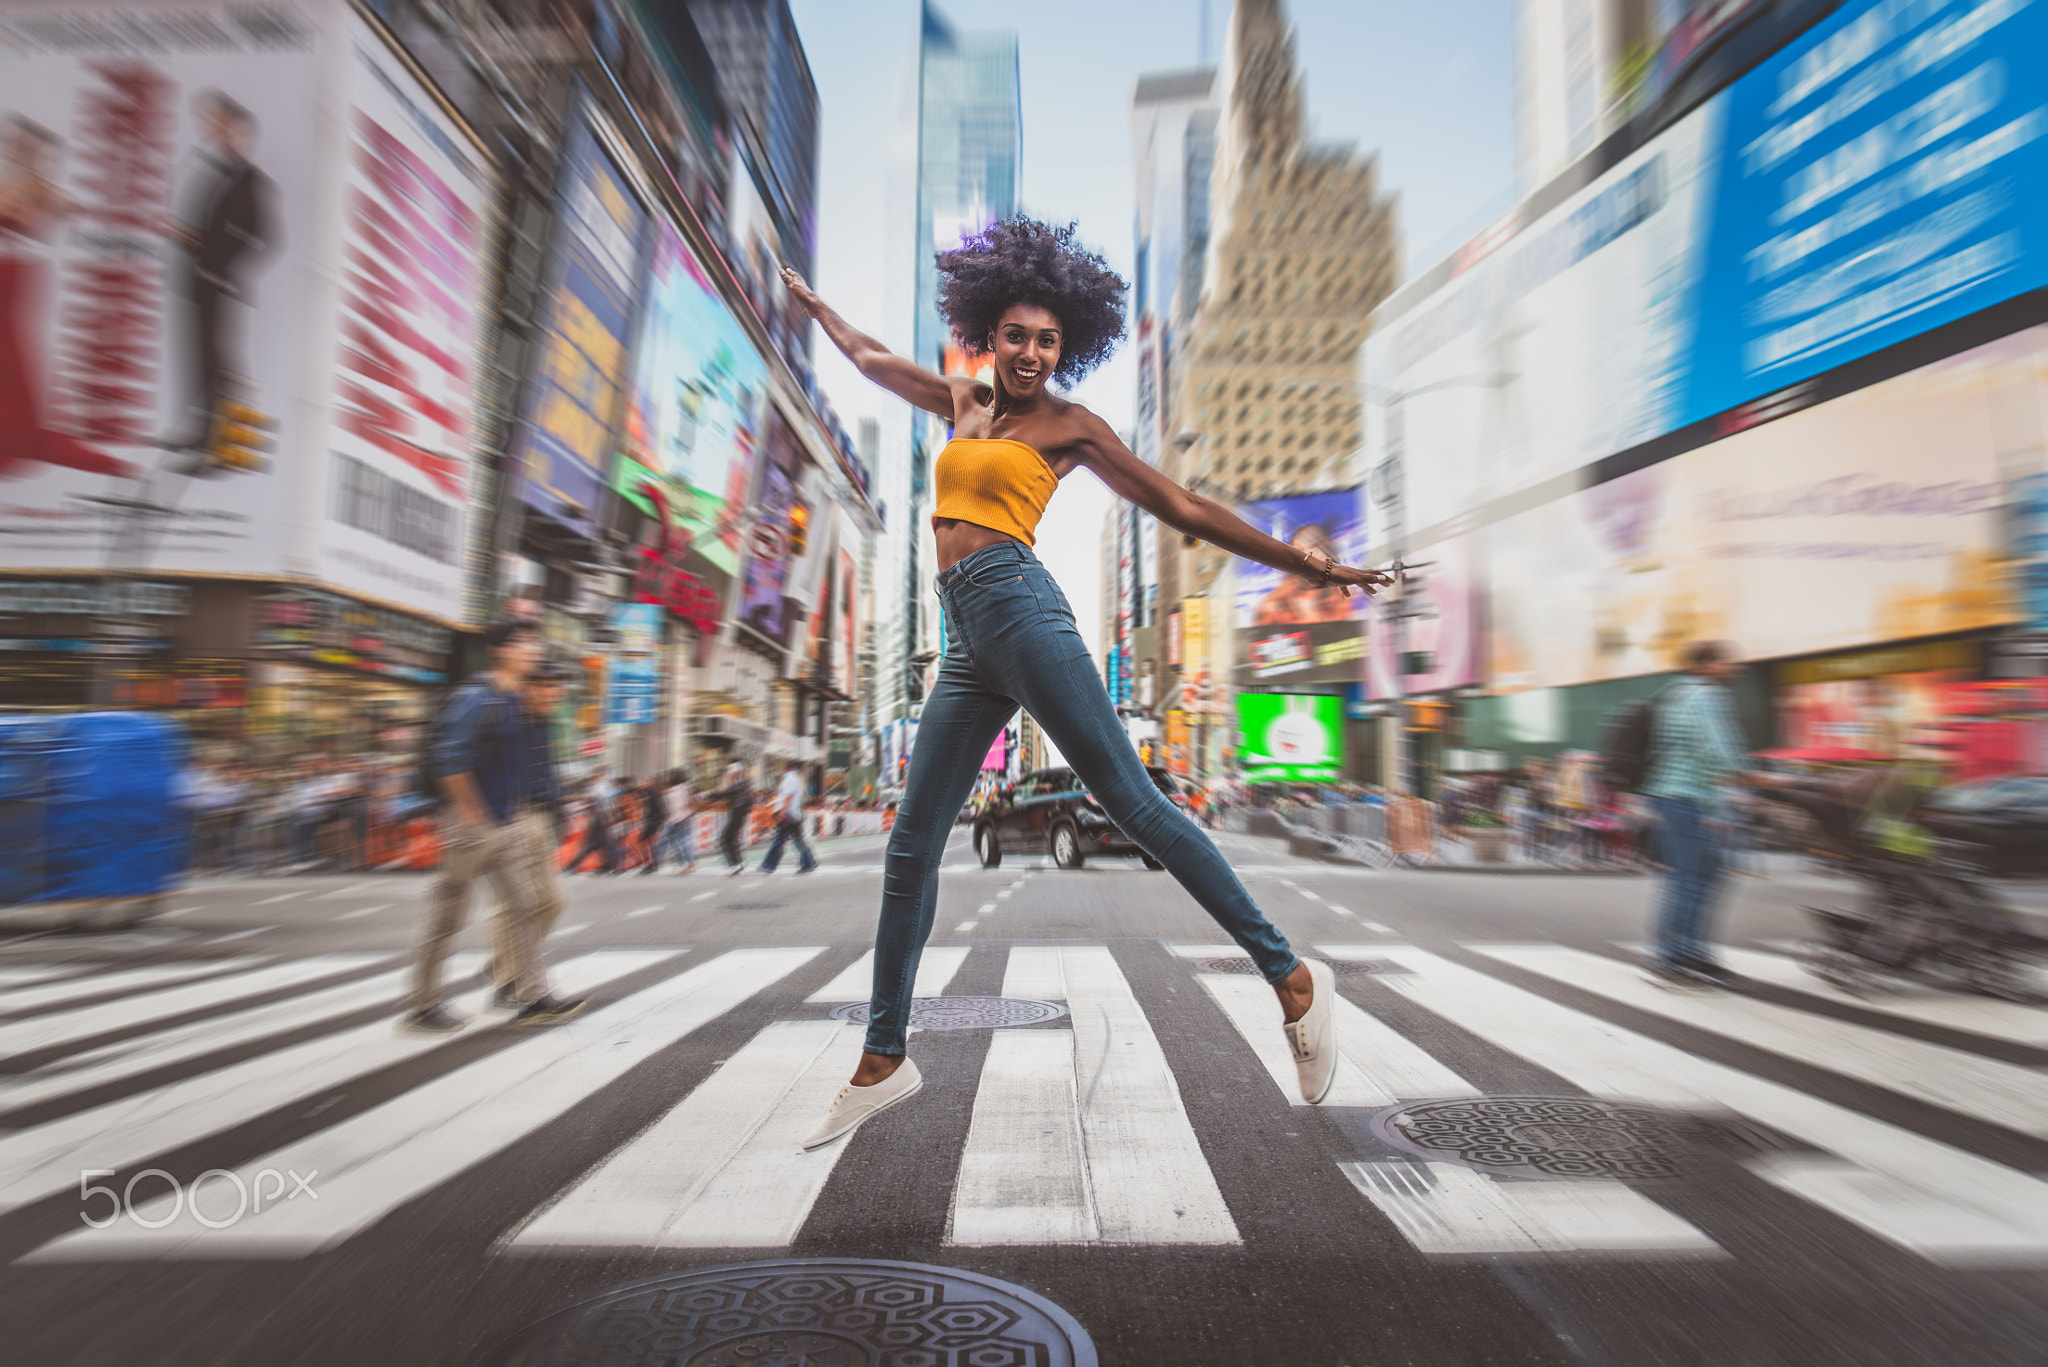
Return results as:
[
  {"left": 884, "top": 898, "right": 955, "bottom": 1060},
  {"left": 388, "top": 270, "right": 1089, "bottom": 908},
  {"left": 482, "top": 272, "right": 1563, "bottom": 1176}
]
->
[{"left": 934, "top": 517, "right": 1025, "bottom": 573}]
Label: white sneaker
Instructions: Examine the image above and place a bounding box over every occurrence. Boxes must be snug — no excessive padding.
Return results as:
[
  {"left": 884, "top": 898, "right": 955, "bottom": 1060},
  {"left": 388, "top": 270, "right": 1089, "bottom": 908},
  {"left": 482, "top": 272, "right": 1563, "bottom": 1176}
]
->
[
  {"left": 1284, "top": 959, "right": 1337, "bottom": 1104},
  {"left": 801, "top": 1057, "right": 923, "bottom": 1151}
]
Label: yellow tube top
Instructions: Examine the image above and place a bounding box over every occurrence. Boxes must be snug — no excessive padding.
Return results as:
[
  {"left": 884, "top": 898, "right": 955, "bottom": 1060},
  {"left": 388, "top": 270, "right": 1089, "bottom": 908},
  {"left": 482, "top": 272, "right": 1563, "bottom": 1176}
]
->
[{"left": 930, "top": 438, "right": 1060, "bottom": 546}]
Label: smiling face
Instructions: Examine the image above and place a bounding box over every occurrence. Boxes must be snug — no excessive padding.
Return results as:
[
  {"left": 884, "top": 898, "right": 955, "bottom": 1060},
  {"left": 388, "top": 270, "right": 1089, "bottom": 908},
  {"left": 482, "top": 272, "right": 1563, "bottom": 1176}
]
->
[{"left": 988, "top": 303, "right": 1062, "bottom": 400}]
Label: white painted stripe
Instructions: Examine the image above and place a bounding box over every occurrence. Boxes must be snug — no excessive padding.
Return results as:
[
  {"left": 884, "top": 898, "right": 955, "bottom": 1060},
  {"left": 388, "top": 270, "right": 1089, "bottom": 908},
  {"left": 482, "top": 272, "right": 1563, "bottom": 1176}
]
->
[
  {"left": 1197, "top": 967, "right": 1476, "bottom": 1107},
  {"left": 512, "top": 1016, "right": 862, "bottom": 1250},
  {"left": 556, "top": 923, "right": 590, "bottom": 938},
  {"left": 158, "top": 905, "right": 205, "bottom": 919},
  {"left": 1364, "top": 922, "right": 1394, "bottom": 934},
  {"left": 976, "top": 903, "right": 997, "bottom": 915},
  {"left": 26, "top": 948, "right": 822, "bottom": 1259},
  {"left": 314, "top": 881, "right": 382, "bottom": 900},
  {"left": 1296, "top": 888, "right": 1324, "bottom": 902},
  {"left": 626, "top": 905, "right": 665, "bottom": 919},
  {"left": 0, "top": 967, "right": 81, "bottom": 989},
  {"left": 205, "top": 927, "right": 275, "bottom": 945},
  {"left": 1327, "top": 904, "right": 1355, "bottom": 917},
  {"left": 690, "top": 890, "right": 720, "bottom": 901},
  {"left": 1000, "top": 947, "right": 1066, "bottom": 1002},
  {"left": 995, "top": 891, "right": 1012, "bottom": 900},
  {"left": 0, "top": 962, "right": 254, "bottom": 1015},
  {"left": 0, "top": 955, "right": 487, "bottom": 1114},
  {"left": 954, "top": 922, "right": 977, "bottom": 934},
  {"left": 1375, "top": 948, "right": 2048, "bottom": 1265},
  {"left": 1476, "top": 945, "right": 2048, "bottom": 1137},
  {"left": 255, "top": 891, "right": 306, "bottom": 906},
  {"left": 1718, "top": 948, "right": 2048, "bottom": 1047},
  {"left": 0, "top": 951, "right": 677, "bottom": 1219},
  {"left": 805, "top": 947, "right": 969, "bottom": 1003},
  {"left": 950, "top": 1030, "right": 1094, "bottom": 1245},
  {"left": 333, "top": 904, "right": 388, "bottom": 921},
  {"left": 0, "top": 956, "right": 386, "bottom": 1061},
  {"left": 1341, "top": 1161, "right": 1720, "bottom": 1256},
  {"left": 1062, "top": 946, "right": 1238, "bottom": 1244}
]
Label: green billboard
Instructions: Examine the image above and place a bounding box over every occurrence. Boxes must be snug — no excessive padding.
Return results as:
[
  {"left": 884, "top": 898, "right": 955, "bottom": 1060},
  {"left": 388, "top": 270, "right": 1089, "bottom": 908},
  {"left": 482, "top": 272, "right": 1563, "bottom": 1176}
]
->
[{"left": 1236, "top": 693, "right": 1344, "bottom": 782}]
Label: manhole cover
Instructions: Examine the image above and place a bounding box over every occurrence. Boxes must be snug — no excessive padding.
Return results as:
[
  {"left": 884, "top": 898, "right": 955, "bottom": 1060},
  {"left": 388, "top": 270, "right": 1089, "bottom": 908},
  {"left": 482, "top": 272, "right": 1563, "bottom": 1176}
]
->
[
  {"left": 827, "top": 996, "right": 1068, "bottom": 1029},
  {"left": 1371, "top": 1096, "right": 1750, "bottom": 1182},
  {"left": 1196, "top": 956, "right": 1386, "bottom": 978},
  {"left": 472, "top": 1257, "right": 1097, "bottom": 1367}
]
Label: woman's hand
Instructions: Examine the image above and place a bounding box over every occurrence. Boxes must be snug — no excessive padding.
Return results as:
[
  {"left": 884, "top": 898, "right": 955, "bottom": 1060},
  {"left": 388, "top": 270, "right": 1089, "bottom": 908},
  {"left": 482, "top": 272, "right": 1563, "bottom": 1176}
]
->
[
  {"left": 1299, "top": 546, "right": 1394, "bottom": 597},
  {"left": 780, "top": 266, "right": 823, "bottom": 319}
]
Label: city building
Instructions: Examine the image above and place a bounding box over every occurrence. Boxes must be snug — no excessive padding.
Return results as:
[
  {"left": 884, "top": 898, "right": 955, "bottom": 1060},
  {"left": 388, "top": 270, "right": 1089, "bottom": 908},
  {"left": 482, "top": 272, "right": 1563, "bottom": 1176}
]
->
[{"left": 1150, "top": 0, "right": 1398, "bottom": 781}]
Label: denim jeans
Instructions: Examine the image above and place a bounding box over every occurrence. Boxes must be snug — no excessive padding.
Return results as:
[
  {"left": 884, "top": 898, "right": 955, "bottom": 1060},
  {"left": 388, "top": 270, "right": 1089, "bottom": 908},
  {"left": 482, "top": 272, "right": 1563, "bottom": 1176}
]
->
[
  {"left": 863, "top": 539, "right": 1300, "bottom": 1056},
  {"left": 1650, "top": 795, "right": 1726, "bottom": 967},
  {"left": 757, "top": 816, "right": 817, "bottom": 872},
  {"left": 657, "top": 819, "right": 694, "bottom": 867}
]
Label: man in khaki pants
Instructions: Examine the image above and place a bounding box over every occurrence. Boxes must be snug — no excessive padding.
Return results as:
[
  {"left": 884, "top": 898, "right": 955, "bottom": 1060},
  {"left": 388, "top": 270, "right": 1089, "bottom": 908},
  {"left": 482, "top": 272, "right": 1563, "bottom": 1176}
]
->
[
  {"left": 404, "top": 617, "right": 585, "bottom": 1033},
  {"left": 486, "top": 661, "right": 572, "bottom": 1004}
]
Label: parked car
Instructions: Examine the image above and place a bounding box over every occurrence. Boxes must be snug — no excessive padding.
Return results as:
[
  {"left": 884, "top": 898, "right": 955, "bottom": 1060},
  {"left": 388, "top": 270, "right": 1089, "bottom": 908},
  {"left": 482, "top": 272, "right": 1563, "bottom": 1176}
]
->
[
  {"left": 972, "top": 765, "right": 1190, "bottom": 869},
  {"left": 1914, "top": 775, "right": 2048, "bottom": 875}
]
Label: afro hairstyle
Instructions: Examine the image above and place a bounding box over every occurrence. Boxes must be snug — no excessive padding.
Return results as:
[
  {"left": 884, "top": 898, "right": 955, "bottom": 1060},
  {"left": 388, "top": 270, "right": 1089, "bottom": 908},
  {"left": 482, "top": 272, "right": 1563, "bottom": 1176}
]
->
[{"left": 935, "top": 217, "right": 1128, "bottom": 387}]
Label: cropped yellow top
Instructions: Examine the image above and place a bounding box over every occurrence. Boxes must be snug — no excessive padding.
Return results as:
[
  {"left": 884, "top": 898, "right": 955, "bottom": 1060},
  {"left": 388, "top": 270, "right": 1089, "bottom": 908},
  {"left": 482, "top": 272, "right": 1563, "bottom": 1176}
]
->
[{"left": 931, "top": 438, "right": 1060, "bottom": 546}]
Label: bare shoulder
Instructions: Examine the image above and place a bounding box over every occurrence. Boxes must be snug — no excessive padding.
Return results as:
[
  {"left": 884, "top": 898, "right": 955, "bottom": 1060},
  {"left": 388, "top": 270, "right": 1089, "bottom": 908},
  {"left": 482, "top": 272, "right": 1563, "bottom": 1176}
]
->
[
  {"left": 953, "top": 378, "right": 993, "bottom": 424},
  {"left": 1056, "top": 402, "right": 1122, "bottom": 459}
]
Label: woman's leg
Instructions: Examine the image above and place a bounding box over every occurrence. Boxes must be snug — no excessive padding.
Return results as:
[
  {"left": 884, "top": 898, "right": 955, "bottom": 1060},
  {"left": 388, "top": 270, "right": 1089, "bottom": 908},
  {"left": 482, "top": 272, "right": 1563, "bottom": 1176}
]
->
[
  {"left": 863, "top": 653, "right": 1016, "bottom": 1061},
  {"left": 1008, "top": 614, "right": 1299, "bottom": 988}
]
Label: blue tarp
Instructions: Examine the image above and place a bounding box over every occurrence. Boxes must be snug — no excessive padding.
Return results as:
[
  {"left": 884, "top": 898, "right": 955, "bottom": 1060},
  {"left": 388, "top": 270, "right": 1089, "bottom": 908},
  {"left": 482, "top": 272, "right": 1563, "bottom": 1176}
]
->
[{"left": 0, "top": 712, "right": 189, "bottom": 905}]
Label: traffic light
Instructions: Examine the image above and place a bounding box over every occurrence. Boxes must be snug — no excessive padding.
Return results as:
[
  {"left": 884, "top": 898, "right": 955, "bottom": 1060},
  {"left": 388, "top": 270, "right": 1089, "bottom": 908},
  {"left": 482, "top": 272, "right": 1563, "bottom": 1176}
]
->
[{"left": 209, "top": 399, "right": 276, "bottom": 473}]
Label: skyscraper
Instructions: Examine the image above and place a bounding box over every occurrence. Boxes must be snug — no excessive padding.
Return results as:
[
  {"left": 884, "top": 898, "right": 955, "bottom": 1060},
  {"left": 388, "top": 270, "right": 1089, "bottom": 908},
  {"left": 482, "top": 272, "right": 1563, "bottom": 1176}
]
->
[{"left": 686, "top": 0, "right": 821, "bottom": 283}]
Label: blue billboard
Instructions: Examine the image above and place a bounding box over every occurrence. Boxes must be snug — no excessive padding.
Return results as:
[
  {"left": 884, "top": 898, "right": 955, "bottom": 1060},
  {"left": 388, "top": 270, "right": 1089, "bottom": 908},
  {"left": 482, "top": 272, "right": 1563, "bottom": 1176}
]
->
[{"left": 511, "top": 104, "right": 650, "bottom": 538}]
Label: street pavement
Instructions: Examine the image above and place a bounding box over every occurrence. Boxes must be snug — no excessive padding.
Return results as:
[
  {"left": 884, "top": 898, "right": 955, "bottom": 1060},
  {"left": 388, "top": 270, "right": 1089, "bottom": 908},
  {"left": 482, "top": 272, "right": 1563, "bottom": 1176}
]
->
[{"left": 0, "top": 826, "right": 2045, "bottom": 1365}]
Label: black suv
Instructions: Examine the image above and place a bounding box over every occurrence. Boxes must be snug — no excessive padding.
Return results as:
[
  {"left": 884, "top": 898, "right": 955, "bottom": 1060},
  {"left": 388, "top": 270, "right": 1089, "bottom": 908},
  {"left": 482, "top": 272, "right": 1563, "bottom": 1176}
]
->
[{"left": 971, "top": 765, "right": 1192, "bottom": 869}]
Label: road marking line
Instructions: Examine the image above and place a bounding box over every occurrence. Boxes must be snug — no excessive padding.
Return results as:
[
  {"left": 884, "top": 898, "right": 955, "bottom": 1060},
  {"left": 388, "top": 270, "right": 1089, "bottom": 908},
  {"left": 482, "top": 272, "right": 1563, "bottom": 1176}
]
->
[
  {"left": 204, "top": 927, "right": 276, "bottom": 945},
  {"left": 0, "top": 956, "right": 385, "bottom": 1062},
  {"left": 689, "top": 890, "right": 720, "bottom": 902},
  {"left": 555, "top": 923, "right": 590, "bottom": 938},
  {"left": 256, "top": 891, "right": 306, "bottom": 906},
  {"left": 334, "top": 904, "right": 388, "bottom": 921},
  {"left": 975, "top": 903, "right": 997, "bottom": 915},
  {"left": 0, "top": 962, "right": 244, "bottom": 1014},
  {"left": 1366, "top": 946, "right": 2048, "bottom": 1266},
  {"left": 0, "top": 951, "right": 681, "bottom": 1221},
  {"left": 1363, "top": 921, "right": 1394, "bottom": 934},
  {"left": 510, "top": 1016, "right": 861, "bottom": 1250},
  {"left": 954, "top": 921, "right": 977, "bottom": 934},
  {"left": 28, "top": 949, "right": 824, "bottom": 1259},
  {"left": 158, "top": 905, "right": 206, "bottom": 919},
  {"left": 995, "top": 891, "right": 1012, "bottom": 900},
  {"left": 315, "top": 882, "right": 383, "bottom": 901},
  {"left": 626, "top": 905, "right": 666, "bottom": 919},
  {"left": 1341, "top": 1160, "right": 1721, "bottom": 1256},
  {"left": 1296, "top": 888, "right": 1324, "bottom": 902},
  {"left": 950, "top": 1029, "right": 1094, "bottom": 1244},
  {"left": 806, "top": 947, "right": 969, "bottom": 1003},
  {"left": 1716, "top": 947, "right": 2048, "bottom": 1047},
  {"left": 1477, "top": 945, "right": 2048, "bottom": 1137},
  {"left": 1327, "top": 905, "right": 1356, "bottom": 917},
  {"left": 1000, "top": 947, "right": 1065, "bottom": 1001}
]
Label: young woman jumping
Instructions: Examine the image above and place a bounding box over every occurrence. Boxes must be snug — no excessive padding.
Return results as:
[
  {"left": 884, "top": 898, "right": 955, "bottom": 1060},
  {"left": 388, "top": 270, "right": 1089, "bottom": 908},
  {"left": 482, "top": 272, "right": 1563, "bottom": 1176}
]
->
[{"left": 785, "top": 218, "right": 1387, "bottom": 1150}]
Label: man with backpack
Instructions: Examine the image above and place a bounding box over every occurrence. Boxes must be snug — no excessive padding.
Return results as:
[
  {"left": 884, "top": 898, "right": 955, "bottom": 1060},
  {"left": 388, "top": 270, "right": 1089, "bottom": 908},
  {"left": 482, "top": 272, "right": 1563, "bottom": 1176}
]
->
[
  {"left": 405, "top": 617, "right": 585, "bottom": 1033},
  {"left": 1637, "top": 640, "right": 1753, "bottom": 986}
]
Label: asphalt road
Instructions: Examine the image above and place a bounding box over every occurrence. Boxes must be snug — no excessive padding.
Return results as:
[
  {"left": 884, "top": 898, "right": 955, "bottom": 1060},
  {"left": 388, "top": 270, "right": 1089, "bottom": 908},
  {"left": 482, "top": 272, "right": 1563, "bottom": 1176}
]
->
[{"left": 1, "top": 825, "right": 2044, "bottom": 1366}]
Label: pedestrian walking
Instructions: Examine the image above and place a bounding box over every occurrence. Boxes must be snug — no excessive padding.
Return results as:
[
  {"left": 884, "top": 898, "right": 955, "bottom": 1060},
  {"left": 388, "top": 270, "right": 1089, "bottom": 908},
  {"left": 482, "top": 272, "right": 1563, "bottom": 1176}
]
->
[
  {"left": 487, "top": 661, "right": 573, "bottom": 1008},
  {"left": 781, "top": 220, "right": 1388, "bottom": 1148},
  {"left": 754, "top": 759, "right": 819, "bottom": 874},
  {"left": 1642, "top": 640, "right": 1754, "bottom": 985},
  {"left": 713, "top": 760, "right": 753, "bottom": 875},
  {"left": 635, "top": 775, "right": 665, "bottom": 872},
  {"left": 654, "top": 769, "right": 698, "bottom": 873},
  {"left": 404, "top": 616, "right": 583, "bottom": 1033},
  {"left": 565, "top": 766, "right": 622, "bottom": 874}
]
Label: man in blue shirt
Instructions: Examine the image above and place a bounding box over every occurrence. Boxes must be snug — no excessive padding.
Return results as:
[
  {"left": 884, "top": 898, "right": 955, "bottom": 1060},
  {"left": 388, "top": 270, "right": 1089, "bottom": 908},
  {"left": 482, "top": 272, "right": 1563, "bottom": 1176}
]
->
[
  {"left": 1643, "top": 640, "right": 1754, "bottom": 985},
  {"left": 405, "top": 617, "right": 585, "bottom": 1032}
]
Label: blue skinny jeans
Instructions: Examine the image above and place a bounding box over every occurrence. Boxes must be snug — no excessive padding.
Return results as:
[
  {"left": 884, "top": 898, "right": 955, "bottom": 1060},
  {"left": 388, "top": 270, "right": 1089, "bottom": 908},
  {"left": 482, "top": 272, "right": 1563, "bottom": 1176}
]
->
[{"left": 863, "top": 540, "right": 1299, "bottom": 1056}]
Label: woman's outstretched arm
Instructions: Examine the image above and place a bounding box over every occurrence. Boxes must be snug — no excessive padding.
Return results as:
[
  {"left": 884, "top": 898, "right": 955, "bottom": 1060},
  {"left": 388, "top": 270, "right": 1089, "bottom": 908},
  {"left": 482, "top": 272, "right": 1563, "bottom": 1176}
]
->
[
  {"left": 783, "top": 268, "right": 962, "bottom": 419},
  {"left": 1067, "top": 409, "right": 1390, "bottom": 595}
]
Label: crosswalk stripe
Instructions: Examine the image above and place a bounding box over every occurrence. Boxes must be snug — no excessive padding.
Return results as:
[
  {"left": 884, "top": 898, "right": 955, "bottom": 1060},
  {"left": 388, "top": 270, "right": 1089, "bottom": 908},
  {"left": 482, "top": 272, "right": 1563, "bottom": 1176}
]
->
[
  {"left": 949, "top": 946, "right": 1238, "bottom": 1247},
  {"left": 0, "top": 951, "right": 677, "bottom": 1220},
  {"left": 1000, "top": 947, "right": 1065, "bottom": 1001},
  {"left": 0, "top": 956, "right": 387, "bottom": 1063},
  {"left": 511, "top": 1015, "right": 862, "bottom": 1250},
  {"left": 1365, "top": 947, "right": 2048, "bottom": 1265},
  {"left": 27, "top": 948, "right": 823, "bottom": 1260},
  {"left": 950, "top": 1030, "right": 1095, "bottom": 1245},
  {"left": 0, "top": 962, "right": 254, "bottom": 1015},
  {"left": 1476, "top": 946, "right": 2048, "bottom": 1137},
  {"left": 806, "top": 947, "right": 969, "bottom": 1003},
  {"left": 0, "top": 955, "right": 486, "bottom": 1116},
  {"left": 1339, "top": 1160, "right": 1722, "bottom": 1257},
  {"left": 0, "top": 966, "right": 83, "bottom": 989},
  {"left": 1717, "top": 947, "right": 2048, "bottom": 1047}
]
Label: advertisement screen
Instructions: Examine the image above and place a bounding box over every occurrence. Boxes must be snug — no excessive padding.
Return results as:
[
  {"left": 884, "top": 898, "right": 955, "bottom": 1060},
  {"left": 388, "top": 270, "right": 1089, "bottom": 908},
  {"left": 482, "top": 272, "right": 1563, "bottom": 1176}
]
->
[
  {"left": 1233, "top": 490, "right": 1368, "bottom": 686},
  {"left": 612, "top": 220, "right": 769, "bottom": 581},
  {"left": 735, "top": 409, "right": 805, "bottom": 647},
  {"left": 0, "top": 4, "right": 321, "bottom": 578},
  {"left": 1365, "top": 0, "right": 2048, "bottom": 538},
  {"left": 836, "top": 543, "right": 858, "bottom": 698},
  {"left": 1367, "top": 532, "right": 1480, "bottom": 699},
  {"left": 1485, "top": 326, "right": 2028, "bottom": 691},
  {"left": 509, "top": 103, "right": 647, "bottom": 538},
  {"left": 1236, "top": 693, "right": 1344, "bottom": 783}
]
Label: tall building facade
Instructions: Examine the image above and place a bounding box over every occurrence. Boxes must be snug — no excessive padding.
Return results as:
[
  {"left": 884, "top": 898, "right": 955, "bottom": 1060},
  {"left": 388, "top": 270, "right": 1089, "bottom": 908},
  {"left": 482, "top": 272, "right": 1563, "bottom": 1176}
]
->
[{"left": 1149, "top": 0, "right": 1398, "bottom": 777}]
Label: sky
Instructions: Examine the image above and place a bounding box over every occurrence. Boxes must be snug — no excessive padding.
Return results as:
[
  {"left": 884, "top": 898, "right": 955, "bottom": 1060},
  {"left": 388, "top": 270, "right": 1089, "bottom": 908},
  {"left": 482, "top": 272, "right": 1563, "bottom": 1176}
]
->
[{"left": 787, "top": 0, "right": 1514, "bottom": 659}]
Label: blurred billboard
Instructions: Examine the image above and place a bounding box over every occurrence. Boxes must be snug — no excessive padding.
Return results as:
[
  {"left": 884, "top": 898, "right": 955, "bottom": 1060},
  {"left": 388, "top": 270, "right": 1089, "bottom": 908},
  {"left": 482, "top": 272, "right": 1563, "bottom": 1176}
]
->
[
  {"left": 0, "top": 4, "right": 488, "bottom": 624},
  {"left": 1486, "top": 327, "right": 2031, "bottom": 691},
  {"left": 1366, "top": 0, "right": 2048, "bottom": 538},
  {"left": 1367, "top": 533, "right": 1480, "bottom": 699},
  {"left": 734, "top": 408, "right": 806, "bottom": 649},
  {"left": 1236, "top": 693, "right": 1344, "bottom": 783},
  {"left": 508, "top": 99, "right": 648, "bottom": 540},
  {"left": 1233, "top": 490, "right": 1368, "bottom": 687}
]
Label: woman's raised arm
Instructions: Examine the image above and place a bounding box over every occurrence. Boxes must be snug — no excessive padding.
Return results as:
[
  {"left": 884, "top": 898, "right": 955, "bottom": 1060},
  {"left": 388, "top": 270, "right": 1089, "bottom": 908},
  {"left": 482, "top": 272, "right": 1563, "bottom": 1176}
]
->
[{"left": 782, "top": 267, "right": 962, "bottom": 420}]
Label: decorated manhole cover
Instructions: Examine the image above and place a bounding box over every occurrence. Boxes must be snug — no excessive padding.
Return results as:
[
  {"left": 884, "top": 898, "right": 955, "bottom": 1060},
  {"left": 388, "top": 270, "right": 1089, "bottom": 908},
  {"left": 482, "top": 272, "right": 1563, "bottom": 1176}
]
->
[
  {"left": 1371, "top": 1096, "right": 1752, "bottom": 1182},
  {"left": 472, "top": 1257, "right": 1098, "bottom": 1367},
  {"left": 1196, "top": 956, "right": 1387, "bottom": 978},
  {"left": 828, "top": 996, "right": 1068, "bottom": 1029}
]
